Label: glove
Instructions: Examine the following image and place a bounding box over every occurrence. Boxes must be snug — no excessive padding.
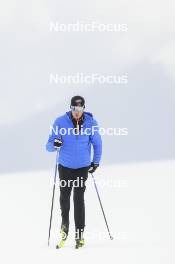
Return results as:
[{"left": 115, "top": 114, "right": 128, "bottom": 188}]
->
[
  {"left": 88, "top": 162, "right": 99, "bottom": 174},
  {"left": 54, "top": 138, "right": 62, "bottom": 148}
]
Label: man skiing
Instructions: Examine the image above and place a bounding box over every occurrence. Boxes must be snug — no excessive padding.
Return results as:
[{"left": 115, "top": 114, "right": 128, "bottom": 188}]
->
[{"left": 46, "top": 95, "right": 102, "bottom": 249}]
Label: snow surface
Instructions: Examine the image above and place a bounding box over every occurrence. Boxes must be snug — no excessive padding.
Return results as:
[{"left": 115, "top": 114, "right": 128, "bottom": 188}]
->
[{"left": 0, "top": 160, "right": 175, "bottom": 264}]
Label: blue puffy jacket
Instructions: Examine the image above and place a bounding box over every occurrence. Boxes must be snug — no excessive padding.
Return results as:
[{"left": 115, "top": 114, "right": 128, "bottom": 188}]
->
[{"left": 46, "top": 111, "right": 102, "bottom": 169}]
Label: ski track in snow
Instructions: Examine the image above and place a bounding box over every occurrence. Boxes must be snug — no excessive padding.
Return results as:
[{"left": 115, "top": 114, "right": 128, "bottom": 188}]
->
[{"left": 0, "top": 160, "right": 175, "bottom": 264}]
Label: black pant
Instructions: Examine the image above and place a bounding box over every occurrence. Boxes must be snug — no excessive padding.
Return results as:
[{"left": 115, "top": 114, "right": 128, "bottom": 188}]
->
[{"left": 58, "top": 164, "right": 88, "bottom": 239}]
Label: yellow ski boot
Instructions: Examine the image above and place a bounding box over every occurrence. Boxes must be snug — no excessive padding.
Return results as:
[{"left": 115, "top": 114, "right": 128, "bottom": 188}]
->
[
  {"left": 56, "top": 226, "right": 68, "bottom": 249},
  {"left": 75, "top": 239, "right": 85, "bottom": 249}
]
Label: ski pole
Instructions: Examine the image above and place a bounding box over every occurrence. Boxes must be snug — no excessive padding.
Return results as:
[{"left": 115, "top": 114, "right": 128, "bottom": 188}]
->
[
  {"left": 91, "top": 173, "right": 113, "bottom": 240},
  {"left": 48, "top": 150, "right": 59, "bottom": 246}
]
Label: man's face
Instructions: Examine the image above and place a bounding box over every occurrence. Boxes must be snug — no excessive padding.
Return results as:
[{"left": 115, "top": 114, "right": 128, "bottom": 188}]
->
[{"left": 72, "top": 111, "right": 83, "bottom": 120}]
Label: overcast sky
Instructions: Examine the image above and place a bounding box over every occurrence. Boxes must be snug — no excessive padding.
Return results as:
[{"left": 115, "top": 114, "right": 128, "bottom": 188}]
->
[
  {"left": 0, "top": 0, "right": 174, "bottom": 124},
  {"left": 0, "top": 0, "right": 175, "bottom": 173}
]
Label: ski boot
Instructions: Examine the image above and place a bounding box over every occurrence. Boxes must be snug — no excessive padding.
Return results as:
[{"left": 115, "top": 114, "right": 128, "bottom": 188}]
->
[
  {"left": 75, "top": 239, "right": 85, "bottom": 249},
  {"left": 56, "top": 225, "right": 68, "bottom": 249}
]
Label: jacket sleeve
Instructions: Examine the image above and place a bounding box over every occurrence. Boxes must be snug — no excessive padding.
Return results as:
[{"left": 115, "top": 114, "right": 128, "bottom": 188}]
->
[
  {"left": 90, "top": 119, "right": 102, "bottom": 164},
  {"left": 46, "top": 118, "right": 61, "bottom": 152}
]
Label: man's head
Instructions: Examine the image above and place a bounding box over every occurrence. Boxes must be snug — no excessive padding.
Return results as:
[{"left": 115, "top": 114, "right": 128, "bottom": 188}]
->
[{"left": 70, "top": 95, "right": 85, "bottom": 119}]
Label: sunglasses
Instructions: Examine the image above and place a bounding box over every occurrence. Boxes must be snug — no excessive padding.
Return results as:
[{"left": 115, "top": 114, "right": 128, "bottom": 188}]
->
[{"left": 70, "top": 105, "right": 85, "bottom": 112}]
